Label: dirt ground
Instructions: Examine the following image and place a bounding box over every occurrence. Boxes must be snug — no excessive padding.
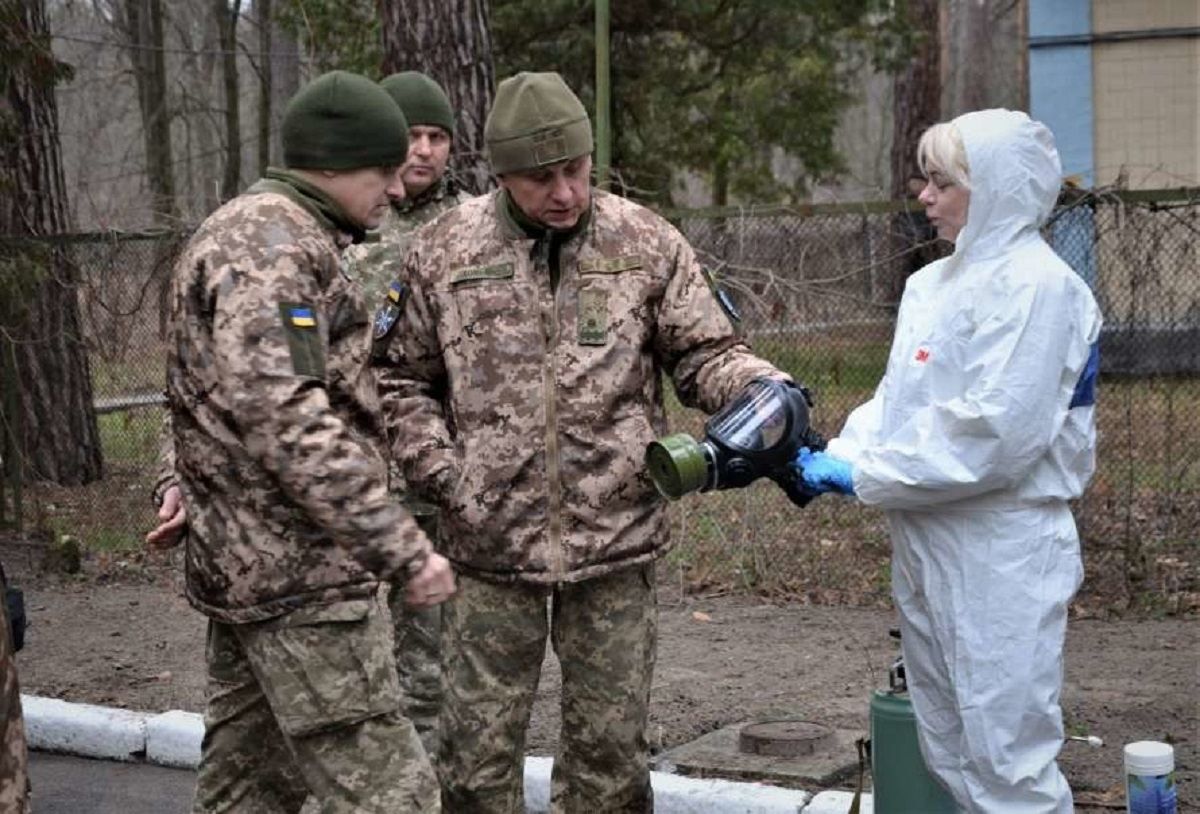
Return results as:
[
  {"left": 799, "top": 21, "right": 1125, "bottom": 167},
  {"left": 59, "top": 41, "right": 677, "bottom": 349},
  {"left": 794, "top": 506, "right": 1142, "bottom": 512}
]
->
[{"left": 4, "top": 543, "right": 1195, "bottom": 812}]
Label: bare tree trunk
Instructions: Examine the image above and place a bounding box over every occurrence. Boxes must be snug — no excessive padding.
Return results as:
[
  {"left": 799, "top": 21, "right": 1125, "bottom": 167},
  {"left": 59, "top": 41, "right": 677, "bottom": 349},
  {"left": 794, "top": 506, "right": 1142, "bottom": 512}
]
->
[
  {"left": 963, "top": 1, "right": 991, "bottom": 113},
  {"left": 942, "top": 0, "right": 990, "bottom": 116},
  {"left": 123, "top": 0, "right": 177, "bottom": 224},
  {"left": 216, "top": 0, "right": 241, "bottom": 201},
  {"left": 890, "top": 0, "right": 941, "bottom": 202},
  {"left": 198, "top": 5, "right": 221, "bottom": 212},
  {"left": 256, "top": 0, "right": 272, "bottom": 176},
  {"left": 379, "top": 0, "right": 496, "bottom": 194},
  {"left": 712, "top": 158, "right": 729, "bottom": 208},
  {"left": 0, "top": 0, "right": 103, "bottom": 485},
  {"left": 271, "top": 15, "right": 299, "bottom": 167},
  {"left": 170, "top": 1, "right": 222, "bottom": 215},
  {"left": 886, "top": 0, "right": 942, "bottom": 302}
]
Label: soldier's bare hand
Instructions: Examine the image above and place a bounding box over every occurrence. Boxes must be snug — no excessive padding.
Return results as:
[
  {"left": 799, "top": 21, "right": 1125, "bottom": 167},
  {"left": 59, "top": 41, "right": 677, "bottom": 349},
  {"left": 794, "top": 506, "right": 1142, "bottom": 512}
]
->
[
  {"left": 145, "top": 485, "right": 187, "bottom": 549},
  {"left": 404, "top": 552, "right": 456, "bottom": 608}
]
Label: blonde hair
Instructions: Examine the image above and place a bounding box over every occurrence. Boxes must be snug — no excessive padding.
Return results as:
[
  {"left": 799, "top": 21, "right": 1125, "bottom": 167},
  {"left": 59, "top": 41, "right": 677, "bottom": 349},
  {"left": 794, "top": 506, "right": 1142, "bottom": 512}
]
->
[{"left": 917, "top": 123, "right": 970, "bottom": 189}]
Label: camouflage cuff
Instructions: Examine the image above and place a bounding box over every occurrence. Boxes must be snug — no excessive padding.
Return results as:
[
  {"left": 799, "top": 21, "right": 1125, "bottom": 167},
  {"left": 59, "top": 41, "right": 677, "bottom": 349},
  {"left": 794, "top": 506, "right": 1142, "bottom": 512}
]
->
[
  {"left": 404, "top": 547, "right": 430, "bottom": 580},
  {"left": 428, "top": 463, "right": 460, "bottom": 505},
  {"left": 151, "top": 474, "right": 178, "bottom": 508}
]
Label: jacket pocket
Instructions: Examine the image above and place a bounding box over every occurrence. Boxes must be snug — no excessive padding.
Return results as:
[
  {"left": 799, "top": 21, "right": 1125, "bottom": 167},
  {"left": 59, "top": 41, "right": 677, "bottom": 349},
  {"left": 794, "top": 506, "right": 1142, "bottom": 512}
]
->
[
  {"left": 561, "top": 407, "right": 657, "bottom": 515},
  {"left": 435, "top": 281, "right": 539, "bottom": 390},
  {"left": 571, "top": 270, "right": 656, "bottom": 353},
  {"left": 445, "top": 279, "right": 527, "bottom": 331},
  {"left": 445, "top": 433, "right": 540, "bottom": 562}
]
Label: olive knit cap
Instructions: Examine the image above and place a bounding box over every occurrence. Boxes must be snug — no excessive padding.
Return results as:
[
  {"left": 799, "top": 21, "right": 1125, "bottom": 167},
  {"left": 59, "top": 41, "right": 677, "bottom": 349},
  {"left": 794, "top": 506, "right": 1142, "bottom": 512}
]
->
[
  {"left": 485, "top": 72, "right": 593, "bottom": 174},
  {"left": 282, "top": 70, "right": 409, "bottom": 170},
  {"left": 381, "top": 71, "right": 455, "bottom": 134}
]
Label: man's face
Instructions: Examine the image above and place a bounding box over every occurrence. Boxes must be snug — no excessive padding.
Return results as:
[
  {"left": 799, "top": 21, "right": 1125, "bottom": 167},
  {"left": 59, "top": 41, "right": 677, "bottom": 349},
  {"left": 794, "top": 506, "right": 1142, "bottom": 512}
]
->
[
  {"left": 324, "top": 165, "right": 405, "bottom": 229},
  {"left": 499, "top": 154, "right": 592, "bottom": 230},
  {"left": 401, "top": 125, "right": 452, "bottom": 198}
]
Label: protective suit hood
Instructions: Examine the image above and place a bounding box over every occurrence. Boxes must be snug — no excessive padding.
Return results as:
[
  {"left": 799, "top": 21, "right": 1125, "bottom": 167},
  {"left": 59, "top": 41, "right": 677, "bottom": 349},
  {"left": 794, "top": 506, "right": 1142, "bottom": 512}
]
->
[{"left": 952, "top": 109, "right": 1062, "bottom": 263}]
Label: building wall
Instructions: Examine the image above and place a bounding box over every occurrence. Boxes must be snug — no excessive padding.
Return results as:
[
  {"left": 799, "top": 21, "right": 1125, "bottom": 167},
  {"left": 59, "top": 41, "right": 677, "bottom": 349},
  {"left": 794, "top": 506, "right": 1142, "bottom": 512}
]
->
[
  {"left": 1091, "top": 2, "right": 1199, "bottom": 188},
  {"left": 1028, "top": 0, "right": 1095, "bottom": 185},
  {"left": 1093, "top": 0, "right": 1197, "bottom": 32}
]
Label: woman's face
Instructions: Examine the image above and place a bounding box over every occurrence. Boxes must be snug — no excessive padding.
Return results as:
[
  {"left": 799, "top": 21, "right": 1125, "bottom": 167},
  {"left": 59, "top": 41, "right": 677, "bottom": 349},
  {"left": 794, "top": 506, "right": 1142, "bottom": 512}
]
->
[{"left": 918, "top": 171, "right": 970, "bottom": 243}]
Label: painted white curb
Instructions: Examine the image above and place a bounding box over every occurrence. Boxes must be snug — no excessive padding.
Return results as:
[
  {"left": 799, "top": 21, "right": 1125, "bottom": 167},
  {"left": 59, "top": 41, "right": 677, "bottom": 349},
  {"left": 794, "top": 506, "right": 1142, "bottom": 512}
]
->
[
  {"left": 651, "top": 770, "right": 811, "bottom": 812},
  {"left": 22, "top": 695, "right": 146, "bottom": 762},
  {"left": 21, "top": 694, "right": 872, "bottom": 812},
  {"left": 805, "top": 789, "right": 874, "bottom": 813},
  {"left": 524, "top": 755, "right": 811, "bottom": 813},
  {"left": 146, "top": 709, "right": 205, "bottom": 769}
]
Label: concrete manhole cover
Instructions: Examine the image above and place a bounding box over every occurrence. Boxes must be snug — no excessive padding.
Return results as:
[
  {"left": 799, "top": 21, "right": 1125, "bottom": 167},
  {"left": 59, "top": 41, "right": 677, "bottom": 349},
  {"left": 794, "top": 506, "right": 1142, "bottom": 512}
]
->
[
  {"left": 654, "top": 718, "right": 862, "bottom": 787},
  {"left": 738, "top": 720, "right": 835, "bottom": 757}
]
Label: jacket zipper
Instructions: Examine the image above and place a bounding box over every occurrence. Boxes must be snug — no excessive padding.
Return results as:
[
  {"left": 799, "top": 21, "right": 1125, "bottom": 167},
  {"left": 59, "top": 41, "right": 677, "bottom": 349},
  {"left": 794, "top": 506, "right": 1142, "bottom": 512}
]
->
[{"left": 539, "top": 239, "right": 566, "bottom": 581}]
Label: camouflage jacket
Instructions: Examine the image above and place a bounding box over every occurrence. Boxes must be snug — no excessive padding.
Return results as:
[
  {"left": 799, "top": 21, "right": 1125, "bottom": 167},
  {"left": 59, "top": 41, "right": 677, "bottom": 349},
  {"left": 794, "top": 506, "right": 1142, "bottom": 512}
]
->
[
  {"left": 345, "top": 177, "right": 472, "bottom": 297},
  {"left": 373, "top": 189, "right": 783, "bottom": 584},
  {"left": 0, "top": 586, "right": 28, "bottom": 812},
  {"left": 167, "top": 178, "right": 431, "bottom": 623},
  {"left": 345, "top": 177, "right": 471, "bottom": 514}
]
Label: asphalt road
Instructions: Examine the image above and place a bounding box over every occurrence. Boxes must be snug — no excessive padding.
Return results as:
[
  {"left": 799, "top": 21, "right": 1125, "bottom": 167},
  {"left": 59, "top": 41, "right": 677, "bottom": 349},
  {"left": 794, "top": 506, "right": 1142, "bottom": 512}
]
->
[{"left": 30, "top": 751, "right": 194, "bottom": 813}]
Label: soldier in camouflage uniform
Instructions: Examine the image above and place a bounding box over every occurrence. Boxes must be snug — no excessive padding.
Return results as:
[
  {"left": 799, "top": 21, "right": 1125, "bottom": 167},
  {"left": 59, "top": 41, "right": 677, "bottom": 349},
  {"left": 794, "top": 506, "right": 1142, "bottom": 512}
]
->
[
  {"left": 372, "top": 72, "right": 792, "bottom": 813},
  {"left": 347, "top": 71, "right": 472, "bottom": 295},
  {"left": 0, "top": 590, "right": 30, "bottom": 813},
  {"left": 344, "top": 72, "right": 471, "bottom": 758},
  {"left": 161, "top": 70, "right": 455, "bottom": 814}
]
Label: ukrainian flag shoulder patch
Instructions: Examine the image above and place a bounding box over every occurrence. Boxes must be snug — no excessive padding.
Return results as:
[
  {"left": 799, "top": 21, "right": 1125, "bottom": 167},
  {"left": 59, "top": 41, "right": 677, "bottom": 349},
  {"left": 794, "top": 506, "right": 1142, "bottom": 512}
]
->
[
  {"left": 278, "top": 302, "right": 325, "bottom": 378},
  {"left": 288, "top": 305, "right": 317, "bottom": 328},
  {"left": 387, "top": 281, "right": 405, "bottom": 303}
]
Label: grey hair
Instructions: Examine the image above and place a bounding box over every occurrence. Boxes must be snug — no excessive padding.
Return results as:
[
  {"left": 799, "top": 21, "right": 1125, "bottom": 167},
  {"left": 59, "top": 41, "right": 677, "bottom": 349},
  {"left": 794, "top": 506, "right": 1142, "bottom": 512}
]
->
[{"left": 917, "top": 122, "right": 970, "bottom": 188}]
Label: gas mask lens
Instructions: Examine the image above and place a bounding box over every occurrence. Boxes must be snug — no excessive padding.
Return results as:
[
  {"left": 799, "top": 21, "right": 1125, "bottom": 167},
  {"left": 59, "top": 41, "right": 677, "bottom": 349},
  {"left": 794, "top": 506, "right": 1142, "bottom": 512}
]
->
[{"left": 707, "top": 380, "right": 789, "bottom": 452}]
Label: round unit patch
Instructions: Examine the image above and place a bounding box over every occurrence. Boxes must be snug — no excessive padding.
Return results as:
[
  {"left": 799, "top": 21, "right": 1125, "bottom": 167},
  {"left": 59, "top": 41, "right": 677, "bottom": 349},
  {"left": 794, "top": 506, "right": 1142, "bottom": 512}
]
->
[{"left": 373, "top": 302, "right": 401, "bottom": 339}]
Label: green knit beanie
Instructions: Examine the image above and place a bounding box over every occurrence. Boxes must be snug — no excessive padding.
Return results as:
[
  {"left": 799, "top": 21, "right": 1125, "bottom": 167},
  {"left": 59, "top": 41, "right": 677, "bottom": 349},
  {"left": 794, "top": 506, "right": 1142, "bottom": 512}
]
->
[
  {"left": 381, "top": 72, "right": 455, "bottom": 134},
  {"left": 282, "top": 70, "right": 409, "bottom": 170},
  {"left": 485, "top": 72, "right": 593, "bottom": 174}
]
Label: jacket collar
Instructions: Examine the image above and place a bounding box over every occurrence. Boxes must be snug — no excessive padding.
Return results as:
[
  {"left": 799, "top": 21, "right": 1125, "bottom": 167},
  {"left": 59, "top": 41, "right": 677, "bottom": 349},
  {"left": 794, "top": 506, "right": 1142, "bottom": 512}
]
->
[
  {"left": 394, "top": 175, "right": 456, "bottom": 216},
  {"left": 249, "top": 168, "right": 367, "bottom": 244}
]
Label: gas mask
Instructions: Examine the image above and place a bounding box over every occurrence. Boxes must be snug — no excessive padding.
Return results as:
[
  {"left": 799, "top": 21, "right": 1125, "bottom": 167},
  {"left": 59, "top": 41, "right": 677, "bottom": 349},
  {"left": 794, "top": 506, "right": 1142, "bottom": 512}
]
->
[{"left": 644, "top": 378, "right": 824, "bottom": 507}]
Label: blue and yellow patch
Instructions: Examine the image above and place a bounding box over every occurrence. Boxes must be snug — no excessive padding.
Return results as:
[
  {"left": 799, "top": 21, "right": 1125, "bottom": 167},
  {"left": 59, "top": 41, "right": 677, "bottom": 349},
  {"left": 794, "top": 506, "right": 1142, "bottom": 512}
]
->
[
  {"left": 289, "top": 305, "right": 316, "bottom": 328},
  {"left": 387, "top": 281, "right": 405, "bottom": 303},
  {"left": 278, "top": 302, "right": 324, "bottom": 377}
]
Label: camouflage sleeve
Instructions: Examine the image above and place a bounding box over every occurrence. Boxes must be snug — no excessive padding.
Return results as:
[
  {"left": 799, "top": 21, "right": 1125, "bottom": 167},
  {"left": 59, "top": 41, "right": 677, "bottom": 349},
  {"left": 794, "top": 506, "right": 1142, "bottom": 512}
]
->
[
  {"left": 151, "top": 407, "right": 177, "bottom": 507},
  {"left": 0, "top": 585, "right": 29, "bottom": 811},
  {"left": 373, "top": 246, "right": 459, "bottom": 506},
  {"left": 214, "top": 245, "right": 429, "bottom": 582},
  {"left": 655, "top": 235, "right": 785, "bottom": 413}
]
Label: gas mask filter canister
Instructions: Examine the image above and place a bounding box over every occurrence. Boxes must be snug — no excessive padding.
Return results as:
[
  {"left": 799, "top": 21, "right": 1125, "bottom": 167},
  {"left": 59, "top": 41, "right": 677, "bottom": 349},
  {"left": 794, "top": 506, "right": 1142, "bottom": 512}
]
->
[{"left": 645, "top": 378, "right": 815, "bottom": 500}]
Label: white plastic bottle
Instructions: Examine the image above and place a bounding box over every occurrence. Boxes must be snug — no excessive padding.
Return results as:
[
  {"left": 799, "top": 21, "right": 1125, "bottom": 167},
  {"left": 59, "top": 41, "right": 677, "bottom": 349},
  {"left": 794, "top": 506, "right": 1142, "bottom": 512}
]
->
[{"left": 1125, "top": 741, "right": 1177, "bottom": 814}]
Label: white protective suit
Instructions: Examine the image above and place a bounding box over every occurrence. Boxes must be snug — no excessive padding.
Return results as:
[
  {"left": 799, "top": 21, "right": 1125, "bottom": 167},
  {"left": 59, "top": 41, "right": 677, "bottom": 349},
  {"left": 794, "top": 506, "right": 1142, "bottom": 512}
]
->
[{"left": 826, "top": 109, "right": 1102, "bottom": 813}]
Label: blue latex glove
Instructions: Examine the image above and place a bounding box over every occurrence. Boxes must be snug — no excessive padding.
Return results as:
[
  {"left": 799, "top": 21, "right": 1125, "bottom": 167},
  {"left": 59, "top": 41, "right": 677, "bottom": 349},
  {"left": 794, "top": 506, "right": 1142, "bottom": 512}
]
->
[{"left": 795, "top": 447, "right": 856, "bottom": 496}]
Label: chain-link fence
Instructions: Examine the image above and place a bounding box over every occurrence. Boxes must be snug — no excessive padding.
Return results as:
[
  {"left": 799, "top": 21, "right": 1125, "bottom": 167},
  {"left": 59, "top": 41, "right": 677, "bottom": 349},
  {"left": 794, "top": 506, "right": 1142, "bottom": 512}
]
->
[
  {"left": 664, "top": 188, "right": 1198, "bottom": 611},
  {"left": 1, "top": 189, "right": 1196, "bottom": 611}
]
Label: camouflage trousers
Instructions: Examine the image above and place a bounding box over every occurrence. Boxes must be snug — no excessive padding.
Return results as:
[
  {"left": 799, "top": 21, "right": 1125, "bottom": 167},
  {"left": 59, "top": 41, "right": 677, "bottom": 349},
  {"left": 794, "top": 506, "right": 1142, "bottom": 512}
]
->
[
  {"left": 386, "top": 507, "right": 442, "bottom": 758},
  {"left": 193, "top": 594, "right": 439, "bottom": 813},
  {"left": 439, "top": 564, "right": 657, "bottom": 814},
  {"left": 0, "top": 596, "right": 30, "bottom": 813}
]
